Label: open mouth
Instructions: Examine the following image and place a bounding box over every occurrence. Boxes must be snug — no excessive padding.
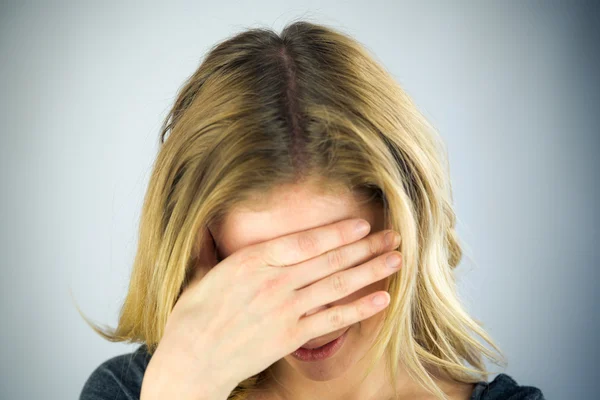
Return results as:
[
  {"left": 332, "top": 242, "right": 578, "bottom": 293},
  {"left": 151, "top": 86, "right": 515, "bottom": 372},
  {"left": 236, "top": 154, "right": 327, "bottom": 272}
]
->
[
  {"left": 291, "top": 327, "right": 350, "bottom": 362},
  {"left": 299, "top": 327, "right": 350, "bottom": 349}
]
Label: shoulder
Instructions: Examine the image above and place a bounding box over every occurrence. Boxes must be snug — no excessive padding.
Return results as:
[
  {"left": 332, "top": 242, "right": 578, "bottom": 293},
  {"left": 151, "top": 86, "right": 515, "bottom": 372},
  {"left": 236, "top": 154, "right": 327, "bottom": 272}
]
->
[
  {"left": 469, "top": 373, "right": 545, "bottom": 400},
  {"left": 79, "top": 344, "right": 152, "bottom": 400}
]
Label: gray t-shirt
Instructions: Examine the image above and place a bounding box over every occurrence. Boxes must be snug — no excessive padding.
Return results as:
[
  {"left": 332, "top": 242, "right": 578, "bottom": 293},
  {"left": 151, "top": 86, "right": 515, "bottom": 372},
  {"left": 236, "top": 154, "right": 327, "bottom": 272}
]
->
[{"left": 79, "top": 344, "right": 545, "bottom": 400}]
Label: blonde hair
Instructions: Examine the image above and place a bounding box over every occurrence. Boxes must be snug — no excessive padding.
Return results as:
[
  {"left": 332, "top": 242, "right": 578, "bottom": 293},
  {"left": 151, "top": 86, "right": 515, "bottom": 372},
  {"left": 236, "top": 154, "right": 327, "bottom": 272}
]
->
[{"left": 77, "top": 19, "right": 506, "bottom": 400}]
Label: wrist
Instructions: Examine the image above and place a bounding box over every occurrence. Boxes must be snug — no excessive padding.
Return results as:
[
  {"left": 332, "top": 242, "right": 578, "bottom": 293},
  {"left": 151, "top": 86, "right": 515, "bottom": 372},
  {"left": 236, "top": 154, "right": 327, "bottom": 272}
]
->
[{"left": 141, "top": 353, "right": 237, "bottom": 400}]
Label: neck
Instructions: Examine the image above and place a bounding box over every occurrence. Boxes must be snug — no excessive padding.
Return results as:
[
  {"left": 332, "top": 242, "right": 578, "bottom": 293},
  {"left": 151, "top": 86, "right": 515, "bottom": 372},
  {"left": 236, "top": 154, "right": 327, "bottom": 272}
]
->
[{"left": 263, "top": 351, "right": 418, "bottom": 400}]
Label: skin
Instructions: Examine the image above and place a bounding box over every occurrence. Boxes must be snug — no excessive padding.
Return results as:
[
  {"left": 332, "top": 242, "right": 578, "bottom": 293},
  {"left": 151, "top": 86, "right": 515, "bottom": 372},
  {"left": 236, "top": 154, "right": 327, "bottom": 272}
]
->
[{"left": 209, "top": 182, "right": 475, "bottom": 400}]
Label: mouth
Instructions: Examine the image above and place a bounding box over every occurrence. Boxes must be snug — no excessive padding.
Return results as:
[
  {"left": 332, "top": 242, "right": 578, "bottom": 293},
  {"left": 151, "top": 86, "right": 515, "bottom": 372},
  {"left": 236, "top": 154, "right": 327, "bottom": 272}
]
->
[
  {"left": 299, "top": 326, "right": 350, "bottom": 350},
  {"left": 291, "top": 326, "right": 350, "bottom": 362}
]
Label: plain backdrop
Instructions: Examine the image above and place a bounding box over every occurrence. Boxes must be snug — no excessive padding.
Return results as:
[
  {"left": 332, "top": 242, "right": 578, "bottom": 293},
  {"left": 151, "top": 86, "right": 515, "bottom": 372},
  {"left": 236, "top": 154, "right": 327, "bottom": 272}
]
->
[{"left": 1, "top": 1, "right": 598, "bottom": 399}]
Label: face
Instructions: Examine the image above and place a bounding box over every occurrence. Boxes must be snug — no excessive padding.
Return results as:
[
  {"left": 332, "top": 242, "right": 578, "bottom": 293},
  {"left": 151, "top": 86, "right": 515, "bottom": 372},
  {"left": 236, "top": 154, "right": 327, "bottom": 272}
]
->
[{"left": 208, "top": 182, "right": 392, "bottom": 386}]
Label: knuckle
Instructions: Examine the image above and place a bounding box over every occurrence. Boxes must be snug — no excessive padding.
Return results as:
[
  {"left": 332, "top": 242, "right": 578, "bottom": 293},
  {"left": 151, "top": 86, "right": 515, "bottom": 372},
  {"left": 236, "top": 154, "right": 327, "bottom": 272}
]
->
[
  {"left": 328, "top": 307, "right": 345, "bottom": 329},
  {"left": 331, "top": 273, "right": 348, "bottom": 295},
  {"left": 367, "top": 235, "right": 380, "bottom": 257},
  {"left": 326, "top": 248, "right": 344, "bottom": 271},
  {"left": 336, "top": 224, "right": 350, "bottom": 244},
  {"left": 296, "top": 232, "right": 319, "bottom": 255}
]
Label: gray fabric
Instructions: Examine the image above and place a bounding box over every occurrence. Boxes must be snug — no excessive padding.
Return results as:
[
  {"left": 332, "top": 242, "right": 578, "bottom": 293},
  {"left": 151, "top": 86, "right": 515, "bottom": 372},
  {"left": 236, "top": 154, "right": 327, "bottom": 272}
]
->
[{"left": 79, "top": 345, "right": 545, "bottom": 400}]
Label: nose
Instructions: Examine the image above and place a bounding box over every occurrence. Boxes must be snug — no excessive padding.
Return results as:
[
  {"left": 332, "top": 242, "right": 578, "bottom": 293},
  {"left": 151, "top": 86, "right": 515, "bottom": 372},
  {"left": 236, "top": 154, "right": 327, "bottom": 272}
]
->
[{"left": 303, "top": 305, "right": 329, "bottom": 317}]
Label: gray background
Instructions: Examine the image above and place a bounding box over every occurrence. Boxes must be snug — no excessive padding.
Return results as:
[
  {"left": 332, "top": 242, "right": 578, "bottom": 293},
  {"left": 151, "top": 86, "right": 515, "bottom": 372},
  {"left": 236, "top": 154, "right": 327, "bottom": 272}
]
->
[{"left": 1, "top": 1, "right": 598, "bottom": 399}]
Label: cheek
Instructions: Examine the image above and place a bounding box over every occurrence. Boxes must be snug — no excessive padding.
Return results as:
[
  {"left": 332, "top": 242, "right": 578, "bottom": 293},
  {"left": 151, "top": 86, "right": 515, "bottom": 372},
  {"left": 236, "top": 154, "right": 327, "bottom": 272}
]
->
[{"left": 354, "top": 278, "right": 389, "bottom": 299}]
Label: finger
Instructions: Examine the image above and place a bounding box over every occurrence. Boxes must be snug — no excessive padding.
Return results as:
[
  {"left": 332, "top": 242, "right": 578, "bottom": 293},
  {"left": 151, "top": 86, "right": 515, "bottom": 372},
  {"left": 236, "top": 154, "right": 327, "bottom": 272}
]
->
[
  {"left": 288, "top": 229, "right": 400, "bottom": 290},
  {"left": 297, "top": 291, "right": 391, "bottom": 341},
  {"left": 302, "top": 304, "right": 328, "bottom": 318},
  {"left": 255, "top": 218, "right": 372, "bottom": 268},
  {"left": 295, "top": 249, "right": 401, "bottom": 318}
]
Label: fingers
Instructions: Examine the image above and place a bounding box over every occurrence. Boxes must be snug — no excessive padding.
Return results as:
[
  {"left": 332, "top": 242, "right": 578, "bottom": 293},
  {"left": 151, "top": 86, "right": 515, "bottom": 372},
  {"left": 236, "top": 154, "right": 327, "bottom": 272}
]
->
[
  {"left": 302, "top": 304, "right": 328, "bottom": 318},
  {"left": 255, "top": 218, "right": 372, "bottom": 268},
  {"left": 294, "top": 244, "right": 401, "bottom": 318},
  {"left": 297, "top": 290, "right": 391, "bottom": 341},
  {"left": 289, "top": 229, "right": 400, "bottom": 291}
]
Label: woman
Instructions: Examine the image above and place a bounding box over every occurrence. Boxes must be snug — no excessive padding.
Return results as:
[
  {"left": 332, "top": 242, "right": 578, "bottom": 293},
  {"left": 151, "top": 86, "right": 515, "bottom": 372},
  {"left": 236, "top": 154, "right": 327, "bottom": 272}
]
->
[{"left": 78, "top": 20, "right": 545, "bottom": 400}]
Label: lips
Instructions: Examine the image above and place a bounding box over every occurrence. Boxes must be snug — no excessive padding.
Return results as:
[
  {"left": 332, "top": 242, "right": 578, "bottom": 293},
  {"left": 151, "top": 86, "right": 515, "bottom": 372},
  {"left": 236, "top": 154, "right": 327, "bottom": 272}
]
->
[{"left": 300, "top": 327, "right": 349, "bottom": 350}]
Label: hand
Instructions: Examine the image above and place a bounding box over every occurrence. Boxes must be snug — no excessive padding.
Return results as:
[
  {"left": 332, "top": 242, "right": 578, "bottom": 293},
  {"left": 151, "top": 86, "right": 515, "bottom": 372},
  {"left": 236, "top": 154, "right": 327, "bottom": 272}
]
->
[{"left": 141, "top": 218, "right": 402, "bottom": 399}]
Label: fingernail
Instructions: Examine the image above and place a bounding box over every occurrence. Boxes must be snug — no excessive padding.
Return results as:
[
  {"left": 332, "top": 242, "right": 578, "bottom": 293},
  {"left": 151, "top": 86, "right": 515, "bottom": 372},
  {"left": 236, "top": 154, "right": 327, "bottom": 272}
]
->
[
  {"left": 384, "top": 231, "right": 399, "bottom": 247},
  {"left": 354, "top": 220, "right": 370, "bottom": 235},
  {"left": 372, "top": 293, "right": 388, "bottom": 306},
  {"left": 386, "top": 254, "right": 402, "bottom": 268}
]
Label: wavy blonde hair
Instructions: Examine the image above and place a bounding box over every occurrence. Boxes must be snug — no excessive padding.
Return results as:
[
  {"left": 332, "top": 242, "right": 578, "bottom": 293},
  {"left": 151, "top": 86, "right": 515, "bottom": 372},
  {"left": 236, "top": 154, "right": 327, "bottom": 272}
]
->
[{"left": 77, "top": 19, "right": 506, "bottom": 400}]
